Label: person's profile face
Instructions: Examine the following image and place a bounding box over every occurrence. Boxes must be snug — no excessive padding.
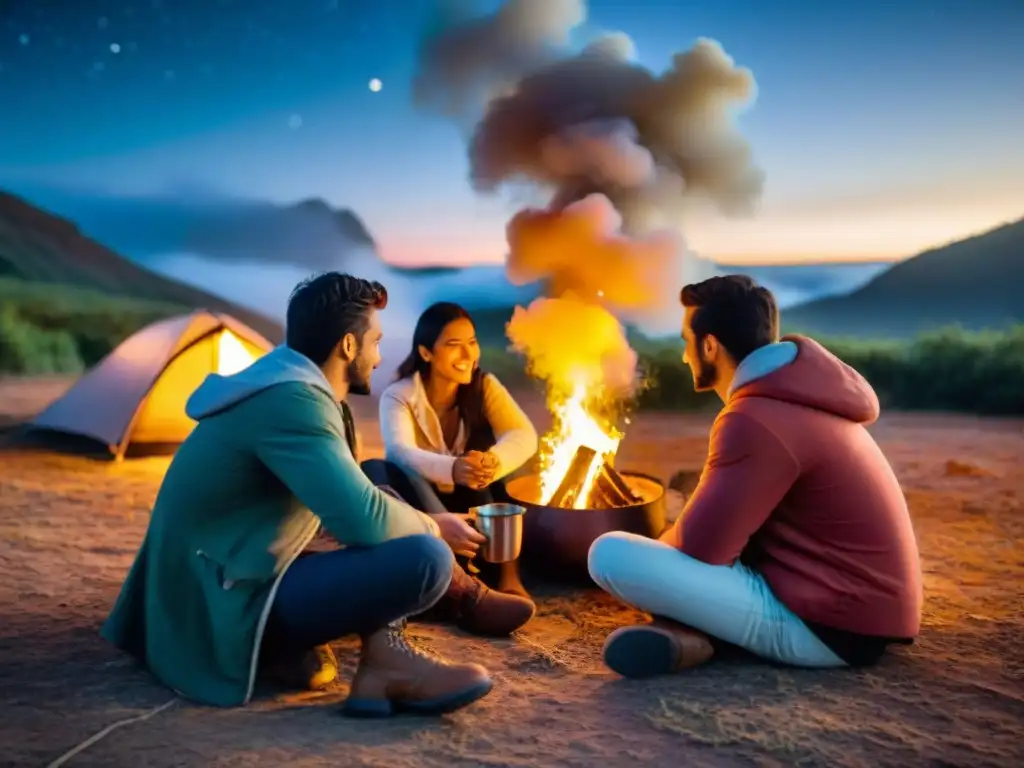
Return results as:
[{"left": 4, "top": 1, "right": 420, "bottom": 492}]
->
[
  {"left": 682, "top": 307, "right": 717, "bottom": 392},
  {"left": 347, "top": 309, "right": 383, "bottom": 396}
]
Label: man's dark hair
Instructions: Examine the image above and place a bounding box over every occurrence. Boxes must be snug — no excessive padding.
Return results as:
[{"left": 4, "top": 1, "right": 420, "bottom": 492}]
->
[
  {"left": 680, "top": 275, "right": 779, "bottom": 364},
  {"left": 286, "top": 272, "right": 388, "bottom": 366}
]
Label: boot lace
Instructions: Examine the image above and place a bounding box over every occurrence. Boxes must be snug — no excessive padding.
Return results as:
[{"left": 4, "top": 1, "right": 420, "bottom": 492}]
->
[{"left": 385, "top": 620, "right": 441, "bottom": 663}]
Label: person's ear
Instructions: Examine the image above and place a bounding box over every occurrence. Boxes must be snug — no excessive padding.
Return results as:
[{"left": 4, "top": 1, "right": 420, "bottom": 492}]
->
[
  {"left": 417, "top": 344, "right": 432, "bottom": 363},
  {"left": 704, "top": 334, "right": 720, "bottom": 362},
  {"left": 339, "top": 332, "right": 358, "bottom": 362}
]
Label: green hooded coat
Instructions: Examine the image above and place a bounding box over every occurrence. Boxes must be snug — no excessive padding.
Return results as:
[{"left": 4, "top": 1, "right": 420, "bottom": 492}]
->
[{"left": 100, "top": 346, "right": 438, "bottom": 707}]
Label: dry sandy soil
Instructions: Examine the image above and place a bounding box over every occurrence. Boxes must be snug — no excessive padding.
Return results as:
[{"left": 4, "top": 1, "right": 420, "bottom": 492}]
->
[{"left": 1, "top": 376, "right": 1022, "bottom": 768}]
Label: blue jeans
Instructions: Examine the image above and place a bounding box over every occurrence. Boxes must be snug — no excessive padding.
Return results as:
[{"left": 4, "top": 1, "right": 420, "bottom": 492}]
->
[
  {"left": 588, "top": 532, "right": 846, "bottom": 668},
  {"left": 261, "top": 534, "right": 453, "bottom": 662},
  {"left": 360, "top": 458, "right": 512, "bottom": 514}
]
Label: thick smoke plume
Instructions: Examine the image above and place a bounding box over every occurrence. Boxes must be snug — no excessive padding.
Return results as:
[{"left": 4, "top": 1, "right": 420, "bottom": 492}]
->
[
  {"left": 415, "top": 0, "right": 762, "bottom": 226},
  {"left": 414, "top": 0, "right": 762, "bottom": 394}
]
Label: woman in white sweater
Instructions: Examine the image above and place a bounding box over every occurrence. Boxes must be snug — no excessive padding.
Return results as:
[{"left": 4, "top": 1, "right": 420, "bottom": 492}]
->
[{"left": 364, "top": 302, "right": 539, "bottom": 604}]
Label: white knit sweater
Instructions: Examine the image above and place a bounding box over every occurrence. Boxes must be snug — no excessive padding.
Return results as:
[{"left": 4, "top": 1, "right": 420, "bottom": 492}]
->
[{"left": 378, "top": 372, "right": 539, "bottom": 492}]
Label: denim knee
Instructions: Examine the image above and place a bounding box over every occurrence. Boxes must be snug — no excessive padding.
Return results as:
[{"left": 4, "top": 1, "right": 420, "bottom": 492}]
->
[
  {"left": 587, "top": 531, "right": 635, "bottom": 587},
  {"left": 398, "top": 534, "right": 454, "bottom": 612},
  {"left": 360, "top": 458, "right": 389, "bottom": 484}
]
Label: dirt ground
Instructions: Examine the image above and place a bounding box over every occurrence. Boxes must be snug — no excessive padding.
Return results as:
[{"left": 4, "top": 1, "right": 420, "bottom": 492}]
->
[{"left": 1, "top": 376, "right": 1022, "bottom": 767}]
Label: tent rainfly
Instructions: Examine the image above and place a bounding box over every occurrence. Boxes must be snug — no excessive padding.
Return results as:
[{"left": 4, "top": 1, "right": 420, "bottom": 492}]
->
[{"left": 30, "top": 309, "right": 274, "bottom": 459}]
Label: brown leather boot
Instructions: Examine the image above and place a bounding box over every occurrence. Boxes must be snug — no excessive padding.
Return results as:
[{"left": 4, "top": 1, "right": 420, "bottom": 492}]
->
[
  {"left": 267, "top": 644, "right": 338, "bottom": 690},
  {"left": 444, "top": 562, "right": 536, "bottom": 636},
  {"left": 602, "top": 620, "right": 715, "bottom": 678},
  {"left": 342, "top": 621, "right": 493, "bottom": 717}
]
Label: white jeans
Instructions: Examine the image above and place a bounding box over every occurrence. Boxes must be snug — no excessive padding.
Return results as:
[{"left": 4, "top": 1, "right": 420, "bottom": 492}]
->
[{"left": 588, "top": 531, "right": 846, "bottom": 668}]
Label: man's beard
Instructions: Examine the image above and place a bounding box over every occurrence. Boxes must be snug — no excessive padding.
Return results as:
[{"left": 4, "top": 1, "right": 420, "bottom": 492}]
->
[
  {"left": 692, "top": 354, "right": 718, "bottom": 392},
  {"left": 347, "top": 357, "right": 373, "bottom": 396}
]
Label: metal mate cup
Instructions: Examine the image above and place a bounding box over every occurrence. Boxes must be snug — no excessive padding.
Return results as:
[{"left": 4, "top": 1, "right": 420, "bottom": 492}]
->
[{"left": 470, "top": 503, "right": 526, "bottom": 563}]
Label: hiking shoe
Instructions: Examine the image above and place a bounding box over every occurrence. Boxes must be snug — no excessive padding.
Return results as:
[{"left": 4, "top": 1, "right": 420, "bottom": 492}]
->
[
  {"left": 456, "top": 582, "right": 535, "bottom": 636},
  {"left": 443, "top": 562, "right": 535, "bottom": 636},
  {"left": 342, "top": 621, "right": 492, "bottom": 718},
  {"left": 269, "top": 644, "right": 338, "bottom": 690},
  {"left": 602, "top": 622, "right": 714, "bottom": 678}
]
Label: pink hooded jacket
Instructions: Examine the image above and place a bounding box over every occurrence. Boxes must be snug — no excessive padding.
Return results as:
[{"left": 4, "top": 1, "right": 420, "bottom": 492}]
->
[{"left": 661, "top": 335, "right": 923, "bottom": 639}]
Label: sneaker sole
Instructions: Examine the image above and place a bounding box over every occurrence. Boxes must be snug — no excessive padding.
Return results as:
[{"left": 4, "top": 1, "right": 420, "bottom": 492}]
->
[
  {"left": 603, "top": 628, "right": 678, "bottom": 678},
  {"left": 341, "top": 679, "right": 494, "bottom": 718}
]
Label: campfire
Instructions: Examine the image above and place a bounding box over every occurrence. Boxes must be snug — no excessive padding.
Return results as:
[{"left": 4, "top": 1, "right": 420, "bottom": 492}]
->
[
  {"left": 505, "top": 378, "right": 666, "bottom": 581},
  {"left": 538, "top": 383, "right": 642, "bottom": 510}
]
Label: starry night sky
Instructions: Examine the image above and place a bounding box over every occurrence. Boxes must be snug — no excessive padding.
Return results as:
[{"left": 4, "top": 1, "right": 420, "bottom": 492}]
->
[{"left": 1, "top": 0, "right": 1023, "bottom": 266}]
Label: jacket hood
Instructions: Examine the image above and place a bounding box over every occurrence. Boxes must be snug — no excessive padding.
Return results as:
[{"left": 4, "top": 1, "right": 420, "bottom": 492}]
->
[
  {"left": 185, "top": 345, "right": 334, "bottom": 420},
  {"left": 730, "top": 335, "right": 880, "bottom": 424}
]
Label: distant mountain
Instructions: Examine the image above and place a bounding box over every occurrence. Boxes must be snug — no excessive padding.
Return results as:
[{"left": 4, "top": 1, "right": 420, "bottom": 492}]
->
[
  {"left": 784, "top": 218, "right": 1024, "bottom": 337},
  {"left": 719, "top": 261, "right": 891, "bottom": 308},
  {"left": 7, "top": 186, "right": 378, "bottom": 274},
  {"left": 4, "top": 184, "right": 916, "bottom": 343},
  {"left": 12, "top": 185, "right": 890, "bottom": 304},
  {"left": 0, "top": 190, "right": 284, "bottom": 342}
]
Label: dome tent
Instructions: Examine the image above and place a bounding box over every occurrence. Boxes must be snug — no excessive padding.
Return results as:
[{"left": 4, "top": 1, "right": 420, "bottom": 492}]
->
[{"left": 30, "top": 310, "right": 273, "bottom": 459}]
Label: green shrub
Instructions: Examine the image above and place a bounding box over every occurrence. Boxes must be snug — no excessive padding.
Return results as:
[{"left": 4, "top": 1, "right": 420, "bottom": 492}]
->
[
  {"left": 633, "top": 346, "right": 719, "bottom": 412},
  {"left": 6, "top": 274, "right": 1021, "bottom": 417},
  {"left": 480, "top": 324, "right": 1024, "bottom": 416},
  {"left": 0, "top": 278, "right": 188, "bottom": 369},
  {"left": 0, "top": 305, "right": 84, "bottom": 374}
]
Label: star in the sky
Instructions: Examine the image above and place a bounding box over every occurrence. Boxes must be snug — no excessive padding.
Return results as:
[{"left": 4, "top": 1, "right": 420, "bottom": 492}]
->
[{"left": 1, "top": 1, "right": 405, "bottom": 129}]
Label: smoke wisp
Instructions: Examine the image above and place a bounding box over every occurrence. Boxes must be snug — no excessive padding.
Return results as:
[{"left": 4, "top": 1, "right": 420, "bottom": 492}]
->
[
  {"left": 415, "top": 0, "right": 762, "bottom": 229},
  {"left": 414, "top": 0, "right": 762, "bottom": 394}
]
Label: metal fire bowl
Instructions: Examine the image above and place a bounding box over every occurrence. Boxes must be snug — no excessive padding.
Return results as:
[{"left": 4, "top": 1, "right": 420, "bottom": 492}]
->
[{"left": 505, "top": 471, "right": 666, "bottom": 585}]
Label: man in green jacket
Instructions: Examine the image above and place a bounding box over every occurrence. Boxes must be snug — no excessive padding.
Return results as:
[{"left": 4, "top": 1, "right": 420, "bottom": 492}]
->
[{"left": 101, "top": 273, "right": 493, "bottom": 717}]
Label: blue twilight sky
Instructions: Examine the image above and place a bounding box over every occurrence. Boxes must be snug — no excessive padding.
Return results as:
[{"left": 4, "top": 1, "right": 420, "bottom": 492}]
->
[{"left": 1, "top": 0, "right": 1022, "bottom": 267}]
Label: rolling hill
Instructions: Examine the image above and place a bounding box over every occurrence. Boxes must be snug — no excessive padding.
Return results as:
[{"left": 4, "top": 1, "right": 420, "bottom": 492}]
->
[
  {"left": 784, "top": 217, "right": 1024, "bottom": 338},
  {"left": 0, "top": 190, "right": 284, "bottom": 342}
]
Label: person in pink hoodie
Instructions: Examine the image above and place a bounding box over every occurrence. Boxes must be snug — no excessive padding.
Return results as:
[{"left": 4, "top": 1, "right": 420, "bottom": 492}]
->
[{"left": 588, "top": 275, "right": 923, "bottom": 677}]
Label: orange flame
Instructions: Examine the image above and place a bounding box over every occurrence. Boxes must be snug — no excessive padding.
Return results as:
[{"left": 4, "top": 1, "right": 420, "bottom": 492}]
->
[{"left": 538, "top": 381, "right": 623, "bottom": 508}]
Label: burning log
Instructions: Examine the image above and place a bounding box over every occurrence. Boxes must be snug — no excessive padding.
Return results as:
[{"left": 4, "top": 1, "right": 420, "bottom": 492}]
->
[
  {"left": 547, "top": 445, "right": 599, "bottom": 509},
  {"left": 594, "top": 455, "right": 643, "bottom": 507},
  {"left": 546, "top": 445, "right": 643, "bottom": 509}
]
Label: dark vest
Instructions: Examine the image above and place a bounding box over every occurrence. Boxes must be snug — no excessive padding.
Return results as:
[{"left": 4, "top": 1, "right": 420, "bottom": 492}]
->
[
  {"left": 464, "top": 418, "right": 497, "bottom": 454},
  {"left": 338, "top": 400, "right": 358, "bottom": 458}
]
